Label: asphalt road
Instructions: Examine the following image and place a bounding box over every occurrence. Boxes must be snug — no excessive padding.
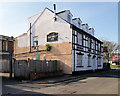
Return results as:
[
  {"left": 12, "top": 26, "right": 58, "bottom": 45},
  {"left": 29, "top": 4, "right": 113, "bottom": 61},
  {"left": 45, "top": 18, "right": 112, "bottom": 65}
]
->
[{"left": 2, "top": 69, "right": 120, "bottom": 95}]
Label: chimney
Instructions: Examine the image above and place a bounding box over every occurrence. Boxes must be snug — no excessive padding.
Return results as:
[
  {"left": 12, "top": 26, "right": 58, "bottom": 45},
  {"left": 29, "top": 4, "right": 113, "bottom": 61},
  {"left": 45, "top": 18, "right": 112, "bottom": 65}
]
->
[{"left": 53, "top": 4, "right": 56, "bottom": 21}]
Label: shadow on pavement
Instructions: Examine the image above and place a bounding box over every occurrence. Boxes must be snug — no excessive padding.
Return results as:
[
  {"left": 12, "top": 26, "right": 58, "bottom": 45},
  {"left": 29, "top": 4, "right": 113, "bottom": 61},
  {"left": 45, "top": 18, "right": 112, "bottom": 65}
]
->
[{"left": 1, "top": 69, "right": 120, "bottom": 95}]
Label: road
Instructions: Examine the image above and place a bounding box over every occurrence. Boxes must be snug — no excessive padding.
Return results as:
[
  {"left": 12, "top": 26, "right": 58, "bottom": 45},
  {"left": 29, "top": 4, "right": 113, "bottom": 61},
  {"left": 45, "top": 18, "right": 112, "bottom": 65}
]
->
[{"left": 2, "top": 69, "right": 120, "bottom": 95}]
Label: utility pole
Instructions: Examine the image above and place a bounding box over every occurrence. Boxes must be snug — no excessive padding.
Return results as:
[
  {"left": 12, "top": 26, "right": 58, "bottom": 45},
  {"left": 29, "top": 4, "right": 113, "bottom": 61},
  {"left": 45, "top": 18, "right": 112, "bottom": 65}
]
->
[
  {"left": 9, "top": 53, "right": 12, "bottom": 79},
  {"left": 30, "top": 23, "right": 32, "bottom": 53}
]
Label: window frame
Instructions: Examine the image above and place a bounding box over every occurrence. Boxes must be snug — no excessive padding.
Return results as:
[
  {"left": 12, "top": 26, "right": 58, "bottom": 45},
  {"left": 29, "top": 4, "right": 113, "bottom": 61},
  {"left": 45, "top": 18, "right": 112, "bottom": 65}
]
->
[
  {"left": 33, "top": 36, "right": 38, "bottom": 47},
  {"left": 78, "top": 22, "right": 80, "bottom": 28},
  {"left": 77, "top": 54, "right": 82, "bottom": 66},
  {"left": 77, "top": 33, "right": 83, "bottom": 46},
  {"left": 88, "top": 56, "right": 91, "bottom": 67},
  {"left": 67, "top": 14, "right": 71, "bottom": 23}
]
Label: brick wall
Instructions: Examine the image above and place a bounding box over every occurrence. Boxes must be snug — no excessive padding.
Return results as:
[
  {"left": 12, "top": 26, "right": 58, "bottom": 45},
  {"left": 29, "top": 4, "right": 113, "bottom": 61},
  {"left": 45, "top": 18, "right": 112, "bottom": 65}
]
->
[{"left": 14, "top": 42, "right": 73, "bottom": 74}]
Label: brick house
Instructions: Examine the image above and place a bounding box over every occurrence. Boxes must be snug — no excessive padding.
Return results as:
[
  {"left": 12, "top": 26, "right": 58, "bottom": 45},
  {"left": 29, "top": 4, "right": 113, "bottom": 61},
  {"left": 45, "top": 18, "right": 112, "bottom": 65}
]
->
[
  {"left": 14, "top": 6, "right": 103, "bottom": 74},
  {"left": 0, "top": 35, "right": 14, "bottom": 72}
]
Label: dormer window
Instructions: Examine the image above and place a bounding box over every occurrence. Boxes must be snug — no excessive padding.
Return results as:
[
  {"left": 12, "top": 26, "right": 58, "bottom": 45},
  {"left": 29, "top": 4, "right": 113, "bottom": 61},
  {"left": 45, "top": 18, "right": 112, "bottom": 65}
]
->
[
  {"left": 67, "top": 14, "right": 71, "bottom": 22},
  {"left": 78, "top": 22, "right": 80, "bottom": 28}
]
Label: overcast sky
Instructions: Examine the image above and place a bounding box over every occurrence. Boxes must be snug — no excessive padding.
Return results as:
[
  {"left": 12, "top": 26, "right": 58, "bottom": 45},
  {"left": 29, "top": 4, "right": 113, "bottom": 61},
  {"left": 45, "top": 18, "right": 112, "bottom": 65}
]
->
[{"left": 0, "top": 2, "right": 118, "bottom": 43}]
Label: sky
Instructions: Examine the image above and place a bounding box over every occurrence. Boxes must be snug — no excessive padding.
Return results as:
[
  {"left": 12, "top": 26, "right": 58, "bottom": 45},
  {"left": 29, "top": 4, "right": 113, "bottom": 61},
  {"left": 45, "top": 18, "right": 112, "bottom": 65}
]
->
[{"left": 0, "top": 2, "right": 118, "bottom": 43}]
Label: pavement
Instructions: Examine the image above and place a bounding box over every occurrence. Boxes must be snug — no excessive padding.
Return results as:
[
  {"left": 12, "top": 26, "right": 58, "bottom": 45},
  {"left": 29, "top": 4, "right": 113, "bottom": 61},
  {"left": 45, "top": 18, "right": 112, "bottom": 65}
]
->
[
  {"left": 2, "top": 69, "right": 120, "bottom": 95},
  {"left": 1, "top": 69, "right": 116, "bottom": 84}
]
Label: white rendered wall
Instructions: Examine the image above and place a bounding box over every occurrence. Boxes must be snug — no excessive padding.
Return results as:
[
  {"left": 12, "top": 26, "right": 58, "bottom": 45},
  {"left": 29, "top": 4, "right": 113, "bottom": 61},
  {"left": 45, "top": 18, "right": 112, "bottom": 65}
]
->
[
  {"left": 17, "top": 8, "right": 72, "bottom": 47},
  {"left": 72, "top": 51, "right": 103, "bottom": 72},
  {"left": 17, "top": 34, "right": 28, "bottom": 47}
]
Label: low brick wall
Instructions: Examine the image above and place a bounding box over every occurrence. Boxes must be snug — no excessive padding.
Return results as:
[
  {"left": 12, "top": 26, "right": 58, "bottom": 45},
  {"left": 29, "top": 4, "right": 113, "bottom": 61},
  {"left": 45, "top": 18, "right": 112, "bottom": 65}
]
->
[{"left": 30, "top": 71, "right": 63, "bottom": 80}]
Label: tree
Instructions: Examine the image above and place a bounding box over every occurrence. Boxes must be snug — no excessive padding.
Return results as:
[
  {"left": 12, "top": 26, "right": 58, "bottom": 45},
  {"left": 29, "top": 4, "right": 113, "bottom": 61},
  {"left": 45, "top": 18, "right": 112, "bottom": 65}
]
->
[{"left": 100, "top": 39, "right": 120, "bottom": 63}]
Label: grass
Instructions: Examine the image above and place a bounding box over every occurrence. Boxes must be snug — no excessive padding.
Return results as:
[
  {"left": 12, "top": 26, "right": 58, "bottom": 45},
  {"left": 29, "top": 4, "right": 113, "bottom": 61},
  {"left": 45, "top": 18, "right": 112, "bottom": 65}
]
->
[{"left": 110, "top": 64, "right": 120, "bottom": 68}]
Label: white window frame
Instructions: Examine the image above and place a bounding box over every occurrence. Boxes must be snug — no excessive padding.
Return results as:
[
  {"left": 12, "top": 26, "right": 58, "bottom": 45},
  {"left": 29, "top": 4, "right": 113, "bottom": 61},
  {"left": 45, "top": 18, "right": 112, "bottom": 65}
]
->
[
  {"left": 88, "top": 56, "right": 91, "bottom": 66},
  {"left": 93, "top": 40, "right": 95, "bottom": 49},
  {"left": 88, "top": 38, "right": 90, "bottom": 48},
  {"left": 78, "top": 33, "right": 82, "bottom": 45},
  {"left": 33, "top": 36, "right": 38, "bottom": 47},
  {"left": 98, "top": 58, "right": 101, "bottom": 65},
  {"left": 77, "top": 54, "right": 82, "bottom": 66}
]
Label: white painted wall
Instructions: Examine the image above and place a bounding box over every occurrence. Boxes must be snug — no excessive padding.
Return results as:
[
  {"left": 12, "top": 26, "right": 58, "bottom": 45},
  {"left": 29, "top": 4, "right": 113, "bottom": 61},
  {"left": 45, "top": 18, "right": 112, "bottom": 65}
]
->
[
  {"left": 17, "top": 8, "right": 72, "bottom": 47},
  {"left": 17, "top": 34, "right": 28, "bottom": 47},
  {"left": 72, "top": 51, "right": 103, "bottom": 72}
]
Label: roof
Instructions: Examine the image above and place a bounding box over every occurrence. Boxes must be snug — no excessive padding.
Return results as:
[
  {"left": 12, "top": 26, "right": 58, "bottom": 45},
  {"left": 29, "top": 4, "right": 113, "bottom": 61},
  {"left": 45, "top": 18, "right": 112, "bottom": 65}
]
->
[
  {"left": 0, "top": 35, "right": 14, "bottom": 41},
  {"left": 56, "top": 10, "right": 73, "bottom": 17},
  {"left": 56, "top": 10, "right": 66, "bottom": 14},
  {"left": 72, "top": 18, "right": 81, "bottom": 21},
  {"left": 16, "top": 33, "right": 27, "bottom": 38},
  {"left": 72, "top": 24, "right": 102, "bottom": 43},
  {"left": 16, "top": 7, "right": 102, "bottom": 43}
]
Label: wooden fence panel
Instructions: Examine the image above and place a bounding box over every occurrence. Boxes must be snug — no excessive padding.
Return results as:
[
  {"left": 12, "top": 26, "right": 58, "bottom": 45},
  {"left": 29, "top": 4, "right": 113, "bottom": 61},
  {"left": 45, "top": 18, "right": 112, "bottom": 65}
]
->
[{"left": 14, "top": 60, "right": 61, "bottom": 79}]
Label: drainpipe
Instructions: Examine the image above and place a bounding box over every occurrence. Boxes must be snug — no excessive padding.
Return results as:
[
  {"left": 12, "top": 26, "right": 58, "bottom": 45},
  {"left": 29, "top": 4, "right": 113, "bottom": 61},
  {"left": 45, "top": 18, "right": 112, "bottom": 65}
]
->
[{"left": 30, "top": 23, "right": 31, "bottom": 53}]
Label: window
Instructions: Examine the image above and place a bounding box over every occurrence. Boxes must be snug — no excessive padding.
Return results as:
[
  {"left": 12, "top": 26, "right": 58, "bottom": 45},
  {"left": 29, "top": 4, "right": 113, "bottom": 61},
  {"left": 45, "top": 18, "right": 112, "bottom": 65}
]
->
[
  {"left": 88, "top": 56, "right": 91, "bottom": 66},
  {"left": 78, "top": 33, "right": 82, "bottom": 45},
  {"left": 67, "top": 14, "right": 71, "bottom": 22},
  {"left": 101, "top": 44, "right": 103, "bottom": 52},
  {"left": 96, "top": 41, "right": 97, "bottom": 50},
  {"left": 2, "top": 40, "right": 8, "bottom": 52},
  {"left": 77, "top": 55, "right": 82, "bottom": 66},
  {"left": 47, "top": 32, "right": 58, "bottom": 42},
  {"left": 93, "top": 40, "right": 95, "bottom": 49},
  {"left": 93, "top": 57, "right": 96, "bottom": 67},
  {"left": 88, "top": 38, "right": 90, "bottom": 48},
  {"left": 97, "top": 58, "right": 101, "bottom": 66},
  {"left": 33, "top": 36, "right": 38, "bottom": 47},
  {"left": 78, "top": 22, "right": 80, "bottom": 28},
  {"left": 98, "top": 43, "right": 101, "bottom": 51}
]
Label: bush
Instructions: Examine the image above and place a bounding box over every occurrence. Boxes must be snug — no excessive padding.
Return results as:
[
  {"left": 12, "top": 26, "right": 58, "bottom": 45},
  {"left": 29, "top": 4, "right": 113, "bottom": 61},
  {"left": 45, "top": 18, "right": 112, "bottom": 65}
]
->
[{"left": 45, "top": 44, "right": 52, "bottom": 51}]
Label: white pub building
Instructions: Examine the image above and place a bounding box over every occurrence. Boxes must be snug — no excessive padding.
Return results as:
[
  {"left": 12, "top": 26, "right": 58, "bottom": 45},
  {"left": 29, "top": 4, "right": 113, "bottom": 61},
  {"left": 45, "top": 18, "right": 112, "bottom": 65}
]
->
[{"left": 14, "top": 5, "right": 103, "bottom": 74}]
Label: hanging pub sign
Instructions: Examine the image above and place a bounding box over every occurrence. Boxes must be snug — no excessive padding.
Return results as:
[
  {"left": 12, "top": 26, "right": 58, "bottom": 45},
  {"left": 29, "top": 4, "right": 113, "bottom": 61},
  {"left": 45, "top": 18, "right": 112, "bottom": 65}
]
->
[{"left": 47, "top": 32, "right": 58, "bottom": 42}]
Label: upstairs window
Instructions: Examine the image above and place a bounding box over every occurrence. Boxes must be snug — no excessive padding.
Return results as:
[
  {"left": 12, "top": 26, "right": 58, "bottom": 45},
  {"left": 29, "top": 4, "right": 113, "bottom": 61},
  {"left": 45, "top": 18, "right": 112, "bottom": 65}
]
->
[
  {"left": 2, "top": 40, "right": 8, "bottom": 52},
  {"left": 93, "top": 40, "right": 95, "bottom": 49},
  {"left": 88, "top": 38, "right": 91, "bottom": 48},
  {"left": 78, "top": 22, "right": 80, "bottom": 28},
  {"left": 78, "top": 33, "right": 82, "bottom": 45},
  {"left": 67, "top": 14, "right": 71, "bottom": 22},
  {"left": 47, "top": 32, "right": 58, "bottom": 42},
  {"left": 33, "top": 36, "right": 38, "bottom": 47}
]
